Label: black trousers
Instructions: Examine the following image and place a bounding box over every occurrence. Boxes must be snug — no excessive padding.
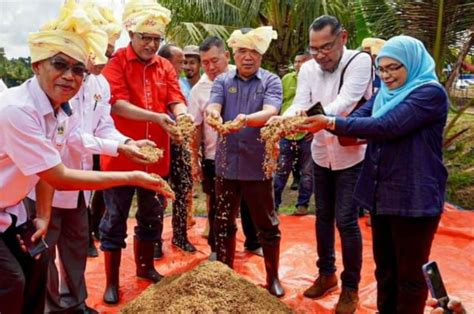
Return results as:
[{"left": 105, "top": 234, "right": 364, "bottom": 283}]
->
[
  {"left": 202, "top": 160, "right": 260, "bottom": 252},
  {"left": 214, "top": 177, "right": 280, "bottom": 266},
  {"left": 371, "top": 214, "right": 440, "bottom": 314},
  {"left": 0, "top": 220, "right": 49, "bottom": 314}
]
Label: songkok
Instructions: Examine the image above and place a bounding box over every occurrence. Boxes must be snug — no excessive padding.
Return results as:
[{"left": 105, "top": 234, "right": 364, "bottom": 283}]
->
[
  {"left": 361, "top": 38, "right": 386, "bottom": 56},
  {"left": 183, "top": 45, "right": 200, "bottom": 57},
  {"left": 227, "top": 26, "right": 277, "bottom": 55},
  {"left": 82, "top": 1, "right": 121, "bottom": 46},
  {"left": 122, "top": 0, "right": 171, "bottom": 36},
  {"left": 28, "top": 0, "right": 108, "bottom": 65}
]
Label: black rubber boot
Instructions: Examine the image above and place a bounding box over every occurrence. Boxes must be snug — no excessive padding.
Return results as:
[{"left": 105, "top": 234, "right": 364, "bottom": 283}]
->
[
  {"left": 262, "top": 243, "right": 285, "bottom": 297},
  {"left": 134, "top": 237, "right": 164, "bottom": 283},
  {"left": 103, "top": 250, "right": 121, "bottom": 304}
]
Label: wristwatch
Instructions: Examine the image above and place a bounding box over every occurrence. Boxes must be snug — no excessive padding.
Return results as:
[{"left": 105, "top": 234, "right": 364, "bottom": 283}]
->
[{"left": 326, "top": 117, "right": 336, "bottom": 131}]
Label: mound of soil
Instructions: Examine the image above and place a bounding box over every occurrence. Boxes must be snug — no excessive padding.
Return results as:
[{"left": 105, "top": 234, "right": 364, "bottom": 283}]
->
[{"left": 121, "top": 261, "right": 293, "bottom": 314}]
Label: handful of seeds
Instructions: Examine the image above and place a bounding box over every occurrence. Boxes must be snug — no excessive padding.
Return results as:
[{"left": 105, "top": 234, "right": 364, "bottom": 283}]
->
[
  {"left": 172, "top": 114, "right": 195, "bottom": 145},
  {"left": 150, "top": 173, "right": 175, "bottom": 199},
  {"left": 207, "top": 115, "right": 245, "bottom": 135},
  {"left": 139, "top": 145, "right": 163, "bottom": 163},
  {"left": 260, "top": 116, "right": 307, "bottom": 179}
]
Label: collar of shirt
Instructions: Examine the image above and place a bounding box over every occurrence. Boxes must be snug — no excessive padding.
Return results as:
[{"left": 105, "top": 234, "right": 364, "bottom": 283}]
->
[
  {"left": 27, "top": 77, "right": 55, "bottom": 117},
  {"left": 230, "top": 68, "right": 263, "bottom": 81}
]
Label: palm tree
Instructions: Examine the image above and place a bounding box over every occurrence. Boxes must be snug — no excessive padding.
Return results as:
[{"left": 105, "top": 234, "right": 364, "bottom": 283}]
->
[
  {"left": 159, "top": 0, "right": 370, "bottom": 72},
  {"left": 359, "top": 0, "right": 474, "bottom": 77}
]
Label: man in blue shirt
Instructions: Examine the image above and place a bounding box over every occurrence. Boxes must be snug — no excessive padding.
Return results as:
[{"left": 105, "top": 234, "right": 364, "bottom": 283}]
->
[{"left": 206, "top": 26, "right": 284, "bottom": 297}]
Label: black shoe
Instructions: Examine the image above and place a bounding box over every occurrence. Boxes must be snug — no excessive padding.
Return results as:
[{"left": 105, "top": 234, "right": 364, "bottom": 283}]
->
[
  {"left": 88, "top": 238, "right": 98, "bottom": 258},
  {"left": 84, "top": 305, "right": 98, "bottom": 314},
  {"left": 153, "top": 242, "right": 163, "bottom": 260},
  {"left": 172, "top": 239, "right": 197, "bottom": 253},
  {"left": 290, "top": 180, "right": 299, "bottom": 191},
  {"left": 87, "top": 245, "right": 98, "bottom": 258}
]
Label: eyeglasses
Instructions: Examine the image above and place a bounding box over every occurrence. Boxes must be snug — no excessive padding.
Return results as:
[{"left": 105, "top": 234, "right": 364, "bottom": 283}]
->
[
  {"left": 375, "top": 63, "right": 404, "bottom": 76},
  {"left": 136, "top": 33, "right": 164, "bottom": 44},
  {"left": 50, "top": 57, "right": 86, "bottom": 77},
  {"left": 308, "top": 31, "right": 343, "bottom": 56}
]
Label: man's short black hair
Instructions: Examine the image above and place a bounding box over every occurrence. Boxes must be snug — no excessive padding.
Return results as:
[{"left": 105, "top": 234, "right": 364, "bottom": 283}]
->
[
  {"left": 310, "top": 15, "right": 342, "bottom": 35},
  {"left": 199, "top": 36, "right": 225, "bottom": 53},
  {"left": 295, "top": 51, "right": 311, "bottom": 57},
  {"left": 158, "top": 44, "right": 179, "bottom": 60}
]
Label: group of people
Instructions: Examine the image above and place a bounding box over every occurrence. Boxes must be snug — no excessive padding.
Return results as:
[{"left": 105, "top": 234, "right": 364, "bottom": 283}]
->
[{"left": 0, "top": 0, "right": 463, "bottom": 313}]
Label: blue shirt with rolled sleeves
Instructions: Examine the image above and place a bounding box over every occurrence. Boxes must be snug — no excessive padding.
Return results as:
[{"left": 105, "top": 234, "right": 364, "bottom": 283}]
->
[
  {"left": 334, "top": 84, "right": 449, "bottom": 217},
  {"left": 208, "top": 68, "right": 282, "bottom": 181}
]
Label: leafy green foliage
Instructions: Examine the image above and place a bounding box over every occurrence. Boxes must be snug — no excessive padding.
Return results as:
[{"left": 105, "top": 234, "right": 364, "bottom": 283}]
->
[{"left": 0, "top": 51, "right": 33, "bottom": 87}]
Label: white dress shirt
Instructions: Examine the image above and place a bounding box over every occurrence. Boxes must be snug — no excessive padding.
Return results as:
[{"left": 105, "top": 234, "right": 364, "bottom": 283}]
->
[
  {"left": 284, "top": 48, "right": 373, "bottom": 170},
  {"left": 188, "top": 65, "right": 235, "bottom": 160},
  {"left": 189, "top": 73, "right": 218, "bottom": 160},
  {"left": 28, "top": 74, "right": 128, "bottom": 209},
  {"left": 0, "top": 77, "right": 66, "bottom": 232},
  {"left": 0, "top": 79, "right": 7, "bottom": 93}
]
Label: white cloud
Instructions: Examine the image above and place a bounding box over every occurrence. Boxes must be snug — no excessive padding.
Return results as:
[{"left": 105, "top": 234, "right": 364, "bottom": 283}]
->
[{"left": 0, "top": 0, "right": 129, "bottom": 59}]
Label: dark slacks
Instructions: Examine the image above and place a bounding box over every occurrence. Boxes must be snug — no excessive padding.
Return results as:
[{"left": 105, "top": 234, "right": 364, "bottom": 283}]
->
[
  {"left": 24, "top": 194, "right": 89, "bottom": 313},
  {"left": 214, "top": 177, "right": 280, "bottom": 266},
  {"left": 202, "top": 160, "right": 260, "bottom": 252},
  {"left": 0, "top": 217, "right": 48, "bottom": 314},
  {"left": 313, "top": 162, "right": 363, "bottom": 290},
  {"left": 100, "top": 186, "right": 165, "bottom": 251},
  {"left": 371, "top": 214, "right": 440, "bottom": 314}
]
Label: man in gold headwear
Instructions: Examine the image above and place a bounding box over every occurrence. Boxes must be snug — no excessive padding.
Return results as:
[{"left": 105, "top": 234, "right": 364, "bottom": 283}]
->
[
  {"left": 24, "top": 2, "right": 162, "bottom": 313},
  {"left": 206, "top": 26, "right": 285, "bottom": 297},
  {"left": 362, "top": 37, "right": 386, "bottom": 92},
  {"left": 0, "top": 1, "right": 173, "bottom": 313},
  {"left": 99, "top": 0, "right": 191, "bottom": 305}
]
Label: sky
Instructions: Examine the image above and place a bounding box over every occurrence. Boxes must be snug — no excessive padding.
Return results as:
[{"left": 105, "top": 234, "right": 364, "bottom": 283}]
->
[{"left": 0, "top": 0, "right": 130, "bottom": 59}]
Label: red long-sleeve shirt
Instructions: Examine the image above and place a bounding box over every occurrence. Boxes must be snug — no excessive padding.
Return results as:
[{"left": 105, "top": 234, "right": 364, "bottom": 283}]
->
[{"left": 101, "top": 44, "right": 185, "bottom": 176}]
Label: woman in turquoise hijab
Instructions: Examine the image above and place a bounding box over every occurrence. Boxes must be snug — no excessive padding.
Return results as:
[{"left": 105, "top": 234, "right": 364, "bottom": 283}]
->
[{"left": 298, "top": 35, "right": 449, "bottom": 313}]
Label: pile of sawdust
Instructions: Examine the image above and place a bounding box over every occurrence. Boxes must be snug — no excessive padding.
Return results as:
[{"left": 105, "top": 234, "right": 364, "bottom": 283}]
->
[
  {"left": 260, "top": 116, "right": 307, "bottom": 178},
  {"left": 121, "top": 261, "right": 293, "bottom": 314},
  {"left": 207, "top": 115, "right": 245, "bottom": 135},
  {"left": 139, "top": 145, "right": 163, "bottom": 163}
]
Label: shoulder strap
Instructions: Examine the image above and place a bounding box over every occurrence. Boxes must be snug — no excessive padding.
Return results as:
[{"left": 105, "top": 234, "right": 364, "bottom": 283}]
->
[{"left": 338, "top": 51, "right": 373, "bottom": 94}]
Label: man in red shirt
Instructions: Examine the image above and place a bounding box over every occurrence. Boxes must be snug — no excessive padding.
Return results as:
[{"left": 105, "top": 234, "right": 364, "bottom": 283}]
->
[{"left": 99, "top": 0, "right": 191, "bottom": 305}]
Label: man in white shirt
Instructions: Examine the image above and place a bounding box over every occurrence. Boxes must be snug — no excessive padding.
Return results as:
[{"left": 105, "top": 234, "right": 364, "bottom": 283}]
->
[
  {"left": 279, "top": 15, "right": 372, "bottom": 312},
  {"left": 24, "top": 15, "right": 156, "bottom": 311},
  {"left": 0, "top": 3, "right": 171, "bottom": 313},
  {"left": 0, "top": 78, "right": 7, "bottom": 93},
  {"left": 188, "top": 37, "right": 262, "bottom": 260}
]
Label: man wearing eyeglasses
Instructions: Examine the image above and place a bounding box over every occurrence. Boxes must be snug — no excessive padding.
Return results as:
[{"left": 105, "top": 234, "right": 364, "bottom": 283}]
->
[
  {"left": 99, "top": 0, "right": 191, "bottom": 305},
  {"left": 206, "top": 27, "right": 285, "bottom": 298},
  {"left": 0, "top": 2, "right": 173, "bottom": 313},
  {"left": 273, "top": 15, "right": 373, "bottom": 312},
  {"left": 23, "top": 3, "right": 162, "bottom": 313}
]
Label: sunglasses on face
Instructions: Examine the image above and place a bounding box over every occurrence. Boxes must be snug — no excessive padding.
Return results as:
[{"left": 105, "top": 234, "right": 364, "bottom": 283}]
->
[
  {"left": 136, "top": 33, "right": 164, "bottom": 44},
  {"left": 50, "top": 57, "right": 86, "bottom": 77}
]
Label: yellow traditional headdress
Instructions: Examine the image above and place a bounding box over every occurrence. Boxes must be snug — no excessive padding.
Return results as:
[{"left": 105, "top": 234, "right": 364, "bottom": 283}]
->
[
  {"left": 227, "top": 26, "right": 278, "bottom": 55},
  {"left": 362, "top": 38, "right": 386, "bottom": 56},
  {"left": 122, "top": 0, "right": 171, "bottom": 36},
  {"left": 82, "top": 1, "right": 121, "bottom": 46},
  {"left": 28, "top": 0, "right": 108, "bottom": 65}
]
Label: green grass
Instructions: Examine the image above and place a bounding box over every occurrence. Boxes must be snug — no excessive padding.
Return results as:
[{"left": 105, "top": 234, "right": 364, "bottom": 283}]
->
[{"left": 444, "top": 112, "right": 474, "bottom": 209}]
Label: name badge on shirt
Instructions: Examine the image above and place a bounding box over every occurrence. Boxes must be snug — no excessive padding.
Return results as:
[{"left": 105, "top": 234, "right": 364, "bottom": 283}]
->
[
  {"left": 53, "top": 121, "right": 68, "bottom": 152},
  {"left": 228, "top": 86, "right": 237, "bottom": 94}
]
